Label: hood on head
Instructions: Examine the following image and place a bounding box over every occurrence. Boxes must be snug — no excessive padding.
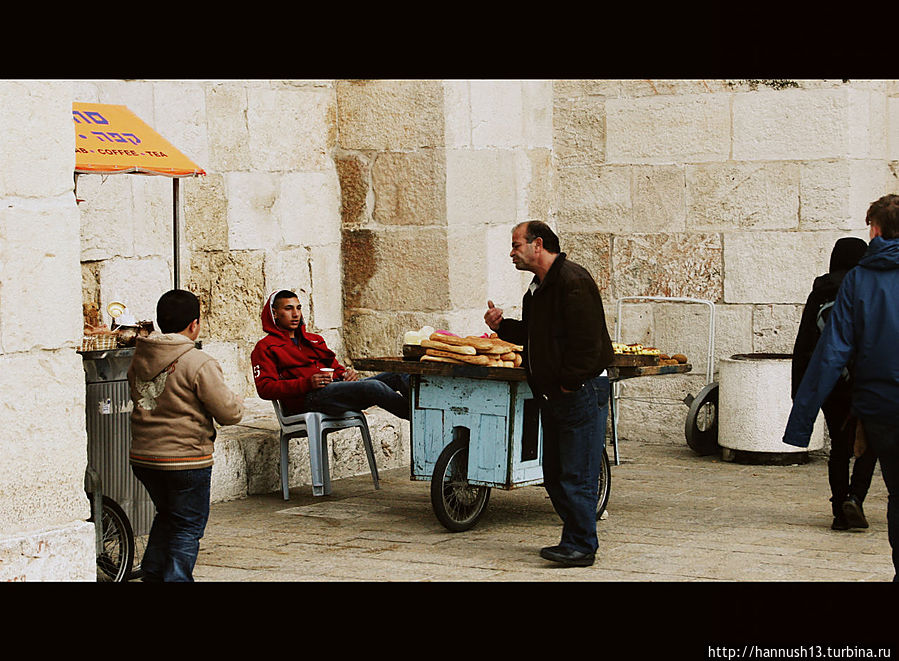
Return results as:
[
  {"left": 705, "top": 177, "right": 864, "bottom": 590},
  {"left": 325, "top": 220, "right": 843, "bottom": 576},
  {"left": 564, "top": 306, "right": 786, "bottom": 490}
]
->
[
  {"left": 261, "top": 289, "right": 302, "bottom": 338},
  {"left": 131, "top": 333, "right": 196, "bottom": 381},
  {"left": 829, "top": 237, "right": 868, "bottom": 273},
  {"left": 859, "top": 236, "right": 899, "bottom": 271}
]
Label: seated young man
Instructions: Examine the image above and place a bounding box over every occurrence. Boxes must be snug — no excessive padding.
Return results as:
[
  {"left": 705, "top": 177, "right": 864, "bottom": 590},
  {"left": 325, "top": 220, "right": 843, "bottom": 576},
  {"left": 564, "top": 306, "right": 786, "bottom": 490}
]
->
[{"left": 251, "top": 290, "right": 410, "bottom": 420}]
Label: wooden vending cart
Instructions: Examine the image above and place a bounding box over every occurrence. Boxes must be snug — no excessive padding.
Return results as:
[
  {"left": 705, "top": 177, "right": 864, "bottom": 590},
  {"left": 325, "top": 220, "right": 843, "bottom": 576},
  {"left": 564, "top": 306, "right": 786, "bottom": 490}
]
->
[{"left": 353, "top": 354, "right": 689, "bottom": 532}]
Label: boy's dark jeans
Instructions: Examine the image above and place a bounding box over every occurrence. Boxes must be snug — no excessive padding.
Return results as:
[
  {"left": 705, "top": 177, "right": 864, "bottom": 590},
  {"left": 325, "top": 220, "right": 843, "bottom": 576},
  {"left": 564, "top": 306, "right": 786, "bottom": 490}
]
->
[{"left": 132, "top": 465, "right": 212, "bottom": 582}]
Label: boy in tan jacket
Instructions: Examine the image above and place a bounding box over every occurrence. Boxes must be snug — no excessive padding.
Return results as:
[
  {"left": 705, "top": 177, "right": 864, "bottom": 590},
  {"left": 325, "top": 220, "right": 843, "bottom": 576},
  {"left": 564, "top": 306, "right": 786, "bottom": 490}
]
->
[{"left": 128, "top": 289, "right": 243, "bottom": 582}]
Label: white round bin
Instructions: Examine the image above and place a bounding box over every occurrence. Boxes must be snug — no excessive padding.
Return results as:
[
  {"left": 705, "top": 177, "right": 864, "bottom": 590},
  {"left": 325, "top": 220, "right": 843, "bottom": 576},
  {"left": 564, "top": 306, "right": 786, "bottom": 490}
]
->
[{"left": 719, "top": 353, "right": 824, "bottom": 464}]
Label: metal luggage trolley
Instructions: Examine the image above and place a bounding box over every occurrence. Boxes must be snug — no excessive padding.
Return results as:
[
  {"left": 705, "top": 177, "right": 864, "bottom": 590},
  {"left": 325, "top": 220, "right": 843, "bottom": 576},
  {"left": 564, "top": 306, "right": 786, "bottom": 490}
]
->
[
  {"left": 353, "top": 357, "right": 611, "bottom": 532},
  {"left": 610, "top": 296, "right": 719, "bottom": 463}
]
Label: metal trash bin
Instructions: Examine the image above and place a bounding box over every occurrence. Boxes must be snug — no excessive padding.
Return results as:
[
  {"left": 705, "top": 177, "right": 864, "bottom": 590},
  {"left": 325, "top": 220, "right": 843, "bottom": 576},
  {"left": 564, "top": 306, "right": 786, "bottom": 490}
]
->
[{"left": 81, "top": 347, "right": 154, "bottom": 536}]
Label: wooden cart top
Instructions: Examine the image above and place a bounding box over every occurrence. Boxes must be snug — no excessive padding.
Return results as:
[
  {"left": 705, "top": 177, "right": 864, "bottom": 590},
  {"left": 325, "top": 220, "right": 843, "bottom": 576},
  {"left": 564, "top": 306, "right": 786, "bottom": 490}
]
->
[{"left": 352, "top": 357, "right": 692, "bottom": 382}]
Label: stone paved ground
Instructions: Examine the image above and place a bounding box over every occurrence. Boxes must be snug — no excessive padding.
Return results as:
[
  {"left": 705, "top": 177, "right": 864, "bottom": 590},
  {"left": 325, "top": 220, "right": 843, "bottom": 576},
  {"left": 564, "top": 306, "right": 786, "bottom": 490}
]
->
[{"left": 192, "top": 441, "right": 893, "bottom": 583}]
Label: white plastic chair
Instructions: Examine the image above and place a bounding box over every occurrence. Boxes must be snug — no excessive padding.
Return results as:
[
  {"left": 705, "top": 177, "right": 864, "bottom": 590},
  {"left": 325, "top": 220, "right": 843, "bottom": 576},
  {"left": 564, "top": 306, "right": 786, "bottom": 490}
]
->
[{"left": 272, "top": 400, "right": 380, "bottom": 500}]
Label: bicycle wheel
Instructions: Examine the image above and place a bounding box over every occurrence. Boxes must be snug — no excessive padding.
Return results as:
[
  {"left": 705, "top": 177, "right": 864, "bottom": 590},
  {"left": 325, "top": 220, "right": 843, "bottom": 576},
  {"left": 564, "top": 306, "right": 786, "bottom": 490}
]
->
[
  {"left": 128, "top": 534, "right": 147, "bottom": 581},
  {"left": 596, "top": 447, "right": 611, "bottom": 520},
  {"left": 87, "top": 493, "right": 135, "bottom": 582},
  {"left": 430, "top": 437, "right": 491, "bottom": 532}
]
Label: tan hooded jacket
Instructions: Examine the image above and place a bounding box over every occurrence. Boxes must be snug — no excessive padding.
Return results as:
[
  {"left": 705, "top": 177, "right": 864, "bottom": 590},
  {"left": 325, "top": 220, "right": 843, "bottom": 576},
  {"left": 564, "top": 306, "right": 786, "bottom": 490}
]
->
[{"left": 128, "top": 333, "right": 243, "bottom": 470}]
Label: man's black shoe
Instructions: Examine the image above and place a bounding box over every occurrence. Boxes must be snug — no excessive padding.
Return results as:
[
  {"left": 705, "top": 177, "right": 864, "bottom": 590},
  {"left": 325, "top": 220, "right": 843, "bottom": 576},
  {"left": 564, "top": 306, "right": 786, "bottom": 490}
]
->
[
  {"left": 842, "top": 496, "right": 869, "bottom": 529},
  {"left": 539, "top": 546, "right": 595, "bottom": 567},
  {"left": 831, "top": 514, "right": 850, "bottom": 530}
]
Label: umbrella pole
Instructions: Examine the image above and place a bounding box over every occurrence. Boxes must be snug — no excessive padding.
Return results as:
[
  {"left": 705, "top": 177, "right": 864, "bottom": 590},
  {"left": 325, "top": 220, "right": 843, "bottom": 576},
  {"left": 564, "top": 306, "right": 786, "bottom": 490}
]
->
[{"left": 173, "top": 178, "right": 180, "bottom": 290}]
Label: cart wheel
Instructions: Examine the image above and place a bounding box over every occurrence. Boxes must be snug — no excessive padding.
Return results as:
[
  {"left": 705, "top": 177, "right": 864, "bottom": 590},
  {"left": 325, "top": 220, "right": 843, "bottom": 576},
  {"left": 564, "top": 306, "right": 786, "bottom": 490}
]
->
[
  {"left": 596, "top": 447, "right": 612, "bottom": 520},
  {"left": 430, "top": 436, "right": 491, "bottom": 532},
  {"left": 87, "top": 493, "right": 135, "bottom": 582},
  {"left": 685, "top": 382, "right": 719, "bottom": 456}
]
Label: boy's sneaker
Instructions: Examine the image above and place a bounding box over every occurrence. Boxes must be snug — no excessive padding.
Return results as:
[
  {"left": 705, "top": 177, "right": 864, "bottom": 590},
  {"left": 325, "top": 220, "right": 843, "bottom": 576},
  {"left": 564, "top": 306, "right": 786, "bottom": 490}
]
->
[{"left": 841, "top": 496, "right": 869, "bottom": 529}]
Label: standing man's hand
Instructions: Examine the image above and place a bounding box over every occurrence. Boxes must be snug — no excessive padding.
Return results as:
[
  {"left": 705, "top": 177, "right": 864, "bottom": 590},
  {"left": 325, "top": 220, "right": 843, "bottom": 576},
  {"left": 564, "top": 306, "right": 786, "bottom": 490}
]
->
[
  {"left": 343, "top": 367, "right": 360, "bottom": 382},
  {"left": 484, "top": 300, "right": 504, "bottom": 332}
]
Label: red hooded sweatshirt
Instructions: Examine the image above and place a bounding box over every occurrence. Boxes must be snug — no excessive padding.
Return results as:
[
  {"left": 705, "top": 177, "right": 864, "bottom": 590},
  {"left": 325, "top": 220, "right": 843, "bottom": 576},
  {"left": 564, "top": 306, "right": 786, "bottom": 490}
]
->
[{"left": 250, "top": 291, "right": 346, "bottom": 415}]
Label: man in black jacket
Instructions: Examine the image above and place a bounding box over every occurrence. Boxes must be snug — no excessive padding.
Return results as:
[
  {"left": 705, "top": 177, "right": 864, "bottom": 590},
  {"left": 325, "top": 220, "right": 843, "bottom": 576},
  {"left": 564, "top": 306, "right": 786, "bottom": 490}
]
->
[{"left": 485, "top": 221, "right": 613, "bottom": 567}]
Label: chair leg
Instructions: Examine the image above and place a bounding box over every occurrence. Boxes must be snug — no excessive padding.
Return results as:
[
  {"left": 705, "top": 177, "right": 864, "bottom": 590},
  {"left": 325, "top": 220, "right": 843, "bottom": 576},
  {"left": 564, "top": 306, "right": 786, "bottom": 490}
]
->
[
  {"left": 306, "top": 414, "right": 327, "bottom": 496},
  {"left": 357, "top": 419, "right": 380, "bottom": 490},
  {"left": 280, "top": 435, "right": 290, "bottom": 500}
]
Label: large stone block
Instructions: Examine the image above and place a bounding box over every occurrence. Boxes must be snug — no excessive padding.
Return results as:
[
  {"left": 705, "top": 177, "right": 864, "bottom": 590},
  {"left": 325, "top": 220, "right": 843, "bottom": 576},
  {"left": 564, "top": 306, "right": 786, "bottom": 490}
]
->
[
  {"left": 555, "top": 164, "right": 631, "bottom": 233},
  {"left": 371, "top": 150, "right": 446, "bottom": 226},
  {"left": 248, "top": 86, "right": 336, "bottom": 172},
  {"left": 723, "top": 230, "right": 867, "bottom": 304},
  {"left": 308, "top": 243, "right": 343, "bottom": 331},
  {"left": 77, "top": 173, "right": 136, "bottom": 261},
  {"left": 278, "top": 169, "right": 341, "bottom": 247},
  {"left": 612, "top": 233, "right": 723, "bottom": 302},
  {"left": 152, "top": 81, "right": 209, "bottom": 171},
  {"left": 633, "top": 165, "right": 687, "bottom": 233},
  {"left": 224, "top": 171, "right": 280, "bottom": 250},
  {"left": 262, "top": 246, "right": 313, "bottom": 306},
  {"left": 337, "top": 80, "right": 444, "bottom": 151},
  {"left": 468, "top": 79, "right": 553, "bottom": 149},
  {"left": 206, "top": 83, "right": 252, "bottom": 172},
  {"left": 443, "top": 80, "right": 471, "bottom": 149},
  {"left": 342, "top": 227, "right": 449, "bottom": 311},
  {"left": 614, "top": 373, "right": 710, "bottom": 445},
  {"left": 686, "top": 162, "right": 800, "bottom": 231},
  {"left": 343, "top": 309, "right": 443, "bottom": 360},
  {"left": 1, "top": 203, "right": 83, "bottom": 352},
  {"left": 0, "top": 80, "right": 74, "bottom": 199},
  {"left": 889, "top": 97, "right": 899, "bottom": 160},
  {"left": 731, "top": 88, "right": 882, "bottom": 161},
  {"left": 553, "top": 95, "right": 606, "bottom": 167},
  {"left": 131, "top": 175, "right": 177, "bottom": 258},
  {"left": 0, "top": 351, "right": 88, "bottom": 532},
  {"left": 448, "top": 223, "right": 488, "bottom": 310},
  {"left": 606, "top": 94, "right": 731, "bottom": 164},
  {"left": 184, "top": 172, "right": 229, "bottom": 252},
  {"left": 446, "top": 149, "right": 518, "bottom": 227},
  {"left": 799, "top": 159, "right": 893, "bottom": 229},
  {"left": 336, "top": 152, "right": 371, "bottom": 226},
  {"left": 98, "top": 256, "right": 172, "bottom": 325},
  {"left": 559, "top": 231, "right": 612, "bottom": 297},
  {"left": 847, "top": 88, "right": 888, "bottom": 160},
  {"left": 752, "top": 304, "right": 804, "bottom": 354},
  {"left": 188, "top": 250, "right": 266, "bottom": 341}
]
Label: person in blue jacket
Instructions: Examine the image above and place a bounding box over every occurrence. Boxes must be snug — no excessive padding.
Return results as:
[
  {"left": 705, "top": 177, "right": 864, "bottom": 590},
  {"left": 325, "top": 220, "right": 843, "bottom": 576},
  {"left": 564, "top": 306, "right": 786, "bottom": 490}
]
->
[{"left": 784, "top": 193, "right": 899, "bottom": 581}]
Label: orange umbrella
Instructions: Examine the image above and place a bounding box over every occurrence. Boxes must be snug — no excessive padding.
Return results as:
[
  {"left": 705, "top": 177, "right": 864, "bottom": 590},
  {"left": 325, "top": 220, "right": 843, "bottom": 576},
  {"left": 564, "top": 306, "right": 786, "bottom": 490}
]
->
[
  {"left": 74, "top": 102, "right": 205, "bottom": 288},
  {"left": 74, "top": 102, "right": 205, "bottom": 177}
]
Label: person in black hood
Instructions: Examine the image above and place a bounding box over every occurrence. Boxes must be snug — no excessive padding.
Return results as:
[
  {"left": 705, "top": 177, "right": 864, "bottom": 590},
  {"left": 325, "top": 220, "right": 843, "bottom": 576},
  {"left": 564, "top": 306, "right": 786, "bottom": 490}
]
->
[{"left": 791, "top": 236, "right": 877, "bottom": 531}]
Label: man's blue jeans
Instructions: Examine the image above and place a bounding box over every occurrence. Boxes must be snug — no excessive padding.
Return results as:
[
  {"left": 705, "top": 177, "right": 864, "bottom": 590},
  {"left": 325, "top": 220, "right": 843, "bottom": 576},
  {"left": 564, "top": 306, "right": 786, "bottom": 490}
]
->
[
  {"left": 303, "top": 372, "right": 410, "bottom": 420},
  {"left": 132, "top": 465, "right": 212, "bottom": 582},
  {"left": 859, "top": 418, "right": 899, "bottom": 581},
  {"left": 538, "top": 375, "right": 610, "bottom": 555}
]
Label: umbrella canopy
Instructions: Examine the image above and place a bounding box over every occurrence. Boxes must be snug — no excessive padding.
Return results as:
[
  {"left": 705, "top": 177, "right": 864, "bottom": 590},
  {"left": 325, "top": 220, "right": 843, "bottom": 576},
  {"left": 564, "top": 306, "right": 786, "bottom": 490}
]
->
[{"left": 73, "top": 102, "right": 205, "bottom": 177}]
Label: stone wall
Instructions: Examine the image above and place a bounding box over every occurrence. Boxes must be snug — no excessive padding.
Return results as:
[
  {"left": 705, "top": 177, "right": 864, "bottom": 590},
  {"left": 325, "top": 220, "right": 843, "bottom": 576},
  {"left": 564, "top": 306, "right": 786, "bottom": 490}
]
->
[
  {"left": 552, "top": 80, "right": 899, "bottom": 444},
  {"left": 0, "top": 81, "right": 95, "bottom": 581}
]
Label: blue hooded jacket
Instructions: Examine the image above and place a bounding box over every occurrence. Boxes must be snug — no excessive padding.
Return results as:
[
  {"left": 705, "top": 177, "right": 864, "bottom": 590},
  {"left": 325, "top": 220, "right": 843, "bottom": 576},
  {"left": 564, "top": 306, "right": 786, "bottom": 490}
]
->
[{"left": 783, "top": 236, "right": 899, "bottom": 447}]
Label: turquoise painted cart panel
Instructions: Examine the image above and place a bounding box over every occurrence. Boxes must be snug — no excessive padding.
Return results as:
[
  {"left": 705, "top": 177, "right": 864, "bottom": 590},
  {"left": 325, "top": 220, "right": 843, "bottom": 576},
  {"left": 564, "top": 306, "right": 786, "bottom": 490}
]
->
[{"left": 411, "top": 374, "right": 544, "bottom": 489}]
